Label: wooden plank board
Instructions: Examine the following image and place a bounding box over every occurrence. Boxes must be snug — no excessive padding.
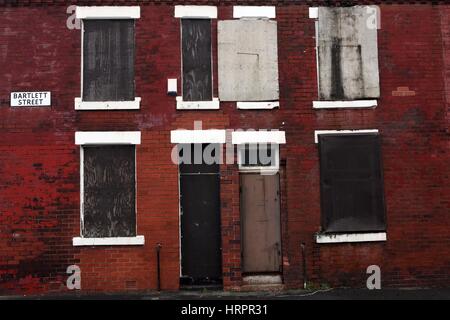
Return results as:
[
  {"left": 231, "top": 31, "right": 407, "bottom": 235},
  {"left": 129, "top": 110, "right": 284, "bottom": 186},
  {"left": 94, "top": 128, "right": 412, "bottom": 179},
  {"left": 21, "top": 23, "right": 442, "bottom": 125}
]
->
[
  {"left": 318, "top": 7, "right": 380, "bottom": 100},
  {"left": 240, "top": 173, "right": 281, "bottom": 273},
  {"left": 181, "top": 19, "right": 212, "bottom": 102},
  {"left": 83, "top": 145, "right": 136, "bottom": 237},
  {"left": 319, "top": 134, "right": 386, "bottom": 233},
  {"left": 83, "top": 20, "right": 135, "bottom": 101}
]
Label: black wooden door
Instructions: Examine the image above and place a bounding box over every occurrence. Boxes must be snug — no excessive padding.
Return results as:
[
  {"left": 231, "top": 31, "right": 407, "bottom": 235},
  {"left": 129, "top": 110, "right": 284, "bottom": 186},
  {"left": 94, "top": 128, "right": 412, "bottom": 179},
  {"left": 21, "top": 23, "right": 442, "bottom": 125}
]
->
[{"left": 179, "top": 144, "right": 221, "bottom": 285}]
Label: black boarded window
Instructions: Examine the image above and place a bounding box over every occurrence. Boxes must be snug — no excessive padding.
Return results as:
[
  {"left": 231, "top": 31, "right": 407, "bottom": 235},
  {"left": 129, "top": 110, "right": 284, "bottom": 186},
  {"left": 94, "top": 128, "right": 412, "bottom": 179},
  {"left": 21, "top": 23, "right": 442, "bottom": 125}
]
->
[
  {"left": 319, "top": 134, "right": 386, "bottom": 233},
  {"left": 83, "top": 20, "right": 135, "bottom": 102},
  {"left": 181, "top": 19, "right": 213, "bottom": 102},
  {"left": 83, "top": 145, "right": 136, "bottom": 238}
]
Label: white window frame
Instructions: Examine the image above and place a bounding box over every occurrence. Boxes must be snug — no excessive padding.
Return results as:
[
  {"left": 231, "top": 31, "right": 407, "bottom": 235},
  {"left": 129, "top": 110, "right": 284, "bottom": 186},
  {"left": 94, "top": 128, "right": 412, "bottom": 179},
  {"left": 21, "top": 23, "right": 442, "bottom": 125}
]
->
[
  {"left": 73, "top": 131, "right": 144, "bottom": 246},
  {"left": 75, "top": 6, "right": 141, "bottom": 111},
  {"left": 232, "top": 130, "right": 285, "bottom": 173},
  {"left": 175, "top": 6, "right": 219, "bottom": 110},
  {"left": 237, "top": 144, "right": 280, "bottom": 174},
  {"left": 314, "top": 128, "right": 386, "bottom": 244},
  {"left": 310, "top": 7, "right": 378, "bottom": 109}
]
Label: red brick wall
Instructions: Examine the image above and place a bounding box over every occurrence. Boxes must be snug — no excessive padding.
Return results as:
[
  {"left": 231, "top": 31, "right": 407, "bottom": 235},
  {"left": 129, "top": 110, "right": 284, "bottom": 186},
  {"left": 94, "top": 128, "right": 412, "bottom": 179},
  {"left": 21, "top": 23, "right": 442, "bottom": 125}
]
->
[{"left": 0, "top": 3, "right": 449, "bottom": 295}]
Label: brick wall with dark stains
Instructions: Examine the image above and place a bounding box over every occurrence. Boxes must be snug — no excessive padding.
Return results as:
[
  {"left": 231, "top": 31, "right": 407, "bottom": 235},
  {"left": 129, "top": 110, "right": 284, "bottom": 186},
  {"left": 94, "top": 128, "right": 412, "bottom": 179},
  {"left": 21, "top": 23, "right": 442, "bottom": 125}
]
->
[{"left": 0, "top": 3, "right": 449, "bottom": 294}]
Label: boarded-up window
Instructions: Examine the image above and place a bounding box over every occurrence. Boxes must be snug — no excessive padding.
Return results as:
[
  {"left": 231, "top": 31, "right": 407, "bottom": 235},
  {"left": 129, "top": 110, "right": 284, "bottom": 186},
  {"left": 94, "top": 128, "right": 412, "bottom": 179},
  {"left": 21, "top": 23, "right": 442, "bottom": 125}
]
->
[
  {"left": 218, "top": 20, "right": 279, "bottom": 102},
  {"left": 83, "top": 145, "right": 136, "bottom": 237},
  {"left": 319, "top": 134, "right": 386, "bottom": 233},
  {"left": 318, "top": 7, "right": 380, "bottom": 100},
  {"left": 181, "top": 19, "right": 213, "bottom": 102},
  {"left": 83, "top": 20, "right": 135, "bottom": 101}
]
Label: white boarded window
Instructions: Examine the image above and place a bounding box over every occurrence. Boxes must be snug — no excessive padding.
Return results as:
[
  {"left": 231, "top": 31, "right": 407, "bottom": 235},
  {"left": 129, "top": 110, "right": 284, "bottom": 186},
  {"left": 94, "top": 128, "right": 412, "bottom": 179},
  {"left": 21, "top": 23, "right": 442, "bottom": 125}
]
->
[
  {"left": 317, "top": 6, "right": 380, "bottom": 101},
  {"left": 218, "top": 20, "right": 279, "bottom": 102}
]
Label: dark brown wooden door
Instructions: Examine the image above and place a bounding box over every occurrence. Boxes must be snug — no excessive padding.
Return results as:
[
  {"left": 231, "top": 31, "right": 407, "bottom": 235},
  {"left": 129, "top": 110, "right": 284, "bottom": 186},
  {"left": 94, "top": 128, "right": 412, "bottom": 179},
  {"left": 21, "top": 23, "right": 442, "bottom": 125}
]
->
[
  {"left": 179, "top": 144, "right": 221, "bottom": 285},
  {"left": 240, "top": 173, "right": 281, "bottom": 273}
]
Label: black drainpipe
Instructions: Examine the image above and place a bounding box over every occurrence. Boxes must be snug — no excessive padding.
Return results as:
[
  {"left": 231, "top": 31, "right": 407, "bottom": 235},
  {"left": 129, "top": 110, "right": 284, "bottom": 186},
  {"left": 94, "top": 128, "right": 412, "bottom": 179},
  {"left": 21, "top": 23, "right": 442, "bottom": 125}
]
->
[
  {"left": 301, "top": 242, "right": 307, "bottom": 289},
  {"left": 156, "top": 243, "right": 162, "bottom": 291}
]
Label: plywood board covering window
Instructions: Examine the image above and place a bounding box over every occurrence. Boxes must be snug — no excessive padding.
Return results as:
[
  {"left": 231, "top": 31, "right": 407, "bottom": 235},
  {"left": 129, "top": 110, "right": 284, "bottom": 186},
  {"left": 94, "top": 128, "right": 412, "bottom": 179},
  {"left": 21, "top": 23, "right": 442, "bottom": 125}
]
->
[
  {"left": 218, "top": 20, "right": 279, "bottom": 102},
  {"left": 318, "top": 6, "right": 380, "bottom": 100},
  {"left": 82, "top": 145, "right": 136, "bottom": 238},
  {"left": 319, "top": 134, "right": 386, "bottom": 233},
  {"left": 181, "top": 19, "right": 213, "bottom": 101},
  {"left": 83, "top": 20, "right": 135, "bottom": 101}
]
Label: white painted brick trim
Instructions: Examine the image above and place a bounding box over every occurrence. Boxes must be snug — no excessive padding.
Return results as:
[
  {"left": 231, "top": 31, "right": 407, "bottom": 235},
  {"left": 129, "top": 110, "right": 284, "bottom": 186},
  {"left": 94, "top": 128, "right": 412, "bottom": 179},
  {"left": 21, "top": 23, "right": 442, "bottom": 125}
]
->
[
  {"left": 176, "top": 97, "right": 220, "bottom": 110},
  {"left": 316, "top": 232, "right": 387, "bottom": 244},
  {"left": 76, "top": 6, "right": 141, "bottom": 19},
  {"left": 75, "top": 131, "right": 141, "bottom": 145},
  {"left": 314, "top": 129, "right": 379, "bottom": 144},
  {"left": 174, "top": 6, "right": 217, "bottom": 19},
  {"left": 233, "top": 6, "right": 276, "bottom": 19},
  {"left": 75, "top": 97, "right": 141, "bottom": 110},
  {"left": 232, "top": 131, "right": 286, "bottom": 144},
  {"left": 73, "top": 236, "right": 145, "bottom": 246},
  {"left": 309, "top": 7, "right": 319, "bottom": 19},
  {"left": 313, "top": 100, "right": 378, "bottom": 109},
  {"left": 237, "top": 101, "right": 280, "bottom": 110},
  {"left": 170, "top": 129, "right": 226, "bottom": 144}
]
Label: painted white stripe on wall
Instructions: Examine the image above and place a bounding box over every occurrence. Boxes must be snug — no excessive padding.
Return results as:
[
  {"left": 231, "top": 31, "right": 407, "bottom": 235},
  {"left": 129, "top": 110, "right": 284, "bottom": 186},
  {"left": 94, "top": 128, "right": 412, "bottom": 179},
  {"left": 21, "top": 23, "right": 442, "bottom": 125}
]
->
[
  {"left": 176, "top": 97, "right": 220, "bottom": 110},
  {"left": 314, "top": 129, "right": 379, "bottom": 143},
  {"left": 73, "top": 236, "right": 145, "bottom": 246},
  {"left": 174, "top": 6, "right": 217, "bottom": 19},
  {"left": 75, "top": 131, "right": 141, "bottom": 145},
  {"left": 170, "top": 130, "right": 226, "bottom": 144},
  {"left": 76, "top": 6, "right": 141, "bottom": 19},
  {"left": 233, "top": 6, "right": 276, "bottom": 19},
  {"left": 313, "top": 100, "right": 378, "bottom": 109},
  {"left": 237, "top": 101, "right": 280, "bottom": 110},
  {"left": 75, "top": 97, "right": 141, "bottom": 110},
  {"left": 232, "top": 131, "right": 286, "bottom": 144},
  {"left": 316, "top": 232, "right": 387, "bottom": 244}
]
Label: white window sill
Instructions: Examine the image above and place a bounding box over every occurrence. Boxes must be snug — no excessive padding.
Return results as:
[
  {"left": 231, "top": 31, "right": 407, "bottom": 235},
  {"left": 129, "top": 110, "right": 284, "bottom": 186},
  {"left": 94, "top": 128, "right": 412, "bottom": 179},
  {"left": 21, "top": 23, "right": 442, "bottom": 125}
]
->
[
  {"left": 75, "top": 97, "right": 141, "bottom": 110},
  {"left": 316, "top": 232, "right": 387, "bottom": 244},
  {"left": 237, "top": 101, "right": 279, "bottom": 110},
  {"left": 72, "top": 236, "right": 145, "bottom": 246},
  {"left": 313, "top": 100, "right": 377, "bottom": 109},
  {"left": 176, "top": 97, "right": 219, "bottom": 110}
]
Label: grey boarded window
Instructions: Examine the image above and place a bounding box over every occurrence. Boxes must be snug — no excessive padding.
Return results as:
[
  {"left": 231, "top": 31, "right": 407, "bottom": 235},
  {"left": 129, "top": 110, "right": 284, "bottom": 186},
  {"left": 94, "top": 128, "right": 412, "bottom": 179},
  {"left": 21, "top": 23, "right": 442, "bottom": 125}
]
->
[
  {"left": 319, "top": 134, "right": 386, "bottom": 233},
  {"left": 181, "top": 19, "right": 213, "bottom": 102},
  {"left": 317, "top": 6, "right": 380, "bottom": 100},
  {"left": 83, "top": 20, "right": 135, "bottom": 101},
  {"left": 218, "top": 20, "right": 279, "bottom": 102},
  {"left": 83, "top": 145, "right": 136, "bottom": 238}
]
